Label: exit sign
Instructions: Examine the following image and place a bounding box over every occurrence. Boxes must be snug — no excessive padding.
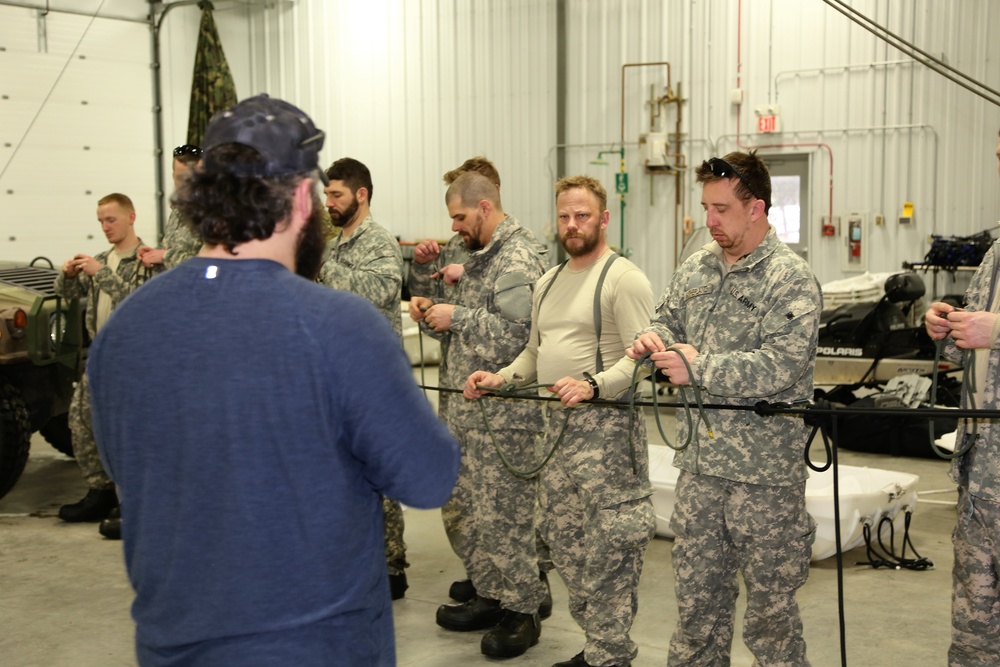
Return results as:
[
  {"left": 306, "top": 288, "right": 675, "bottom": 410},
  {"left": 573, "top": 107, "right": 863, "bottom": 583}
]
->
[
  {"left": 755, "top": 104, "right": 782, "bottom": 134},
  {"left": 758, "top": 114, "right": 781, "bottom": 133}
]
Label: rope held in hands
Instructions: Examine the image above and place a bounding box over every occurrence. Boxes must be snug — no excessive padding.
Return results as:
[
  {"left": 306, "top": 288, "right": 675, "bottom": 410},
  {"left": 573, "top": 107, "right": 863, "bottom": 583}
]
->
[{"left": 470, "top": 349, "right": 711, "bottom": 479}]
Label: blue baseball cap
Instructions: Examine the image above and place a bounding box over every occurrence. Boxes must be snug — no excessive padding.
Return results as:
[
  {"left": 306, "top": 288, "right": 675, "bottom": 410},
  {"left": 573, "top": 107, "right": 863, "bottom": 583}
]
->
[{"left": 203, "top": 94, "right": 328, "bottom": 185}]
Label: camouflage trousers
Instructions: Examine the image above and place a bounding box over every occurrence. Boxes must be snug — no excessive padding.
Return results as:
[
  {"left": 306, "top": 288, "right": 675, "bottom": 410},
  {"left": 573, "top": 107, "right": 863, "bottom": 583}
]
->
[
  {"left": 383, "top": 497, "right": 406, "bottom": 575},
  {"left": 668, "top": 471, "right": 814, "bottom": 667},
  {"left": 442, "top": 426, "right": 546, "bottom": 613},
  {"left": 68, "top": 373, "right": 114, "bottom": 491},
  {"left": 538, "top": 406, "right": 656, "bottom": 667},
  {"left": 442, "top": 442, "right": 553, "bottom": 583},
  {"left": 949, "top": 488, "right": 1000, "bottom": 667}
]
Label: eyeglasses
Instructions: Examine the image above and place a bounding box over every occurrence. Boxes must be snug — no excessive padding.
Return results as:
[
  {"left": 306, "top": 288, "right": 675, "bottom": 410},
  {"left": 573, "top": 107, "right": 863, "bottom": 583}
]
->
[
  {"left": 703, "top": 157, "right": 764, "bottom": 203},
  {"left": 173, "top": 144, "right": 203, "bottom": 157}
]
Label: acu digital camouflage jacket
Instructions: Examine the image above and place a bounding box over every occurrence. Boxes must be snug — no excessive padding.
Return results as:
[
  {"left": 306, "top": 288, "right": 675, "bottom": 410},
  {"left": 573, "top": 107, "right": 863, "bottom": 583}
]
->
[{"left": 641, "top": 227, "right": 822, "bottom": 487}]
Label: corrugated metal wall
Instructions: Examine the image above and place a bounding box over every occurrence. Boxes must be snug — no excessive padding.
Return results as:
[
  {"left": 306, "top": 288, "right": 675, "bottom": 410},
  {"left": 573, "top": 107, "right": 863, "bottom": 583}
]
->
[
  {"left": 2, "top": 0, "right": 999, "bottom": 292},
  {"left": 231, "top": 0, "right": 558, "bottom": 246}
]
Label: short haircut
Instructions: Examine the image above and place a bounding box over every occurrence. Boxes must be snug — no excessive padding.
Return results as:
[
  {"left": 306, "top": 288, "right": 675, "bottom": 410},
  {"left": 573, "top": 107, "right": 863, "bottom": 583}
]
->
[
  {"left": 555, "top": 175, "right": 607, "bottom": 212},
  {"left": 98, "top": 193, "right": 134, "bottom": 213},
  {"left": 443, "top": 156, "right": 501, "bottom": 188},
  {"left": 325, "top": 157, "right": 374, "bottom": 203},
  {"left": 173, "top": 143, "right": 305, "bottom": 254},
  {"left": 445, "top": 171, "right": 502, "bottom": 210},
  {"left": 695, "top": 150, "right": 772, "bottom": 214}
]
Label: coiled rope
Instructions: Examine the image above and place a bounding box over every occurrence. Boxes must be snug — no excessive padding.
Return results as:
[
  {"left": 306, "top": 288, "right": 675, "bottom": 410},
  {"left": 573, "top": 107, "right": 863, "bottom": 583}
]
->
[
  {"left": 470, "top": 348, "right": 711, "bottom": 478},
  {"left": 928, "top": 339, "right": 978, "bottom": 459}
]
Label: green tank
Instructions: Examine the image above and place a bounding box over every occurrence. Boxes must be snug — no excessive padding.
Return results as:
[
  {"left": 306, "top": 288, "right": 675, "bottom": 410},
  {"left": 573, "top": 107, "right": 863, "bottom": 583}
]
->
[{"left": 0, "top": 259, "right": 87, "bottom": 499}]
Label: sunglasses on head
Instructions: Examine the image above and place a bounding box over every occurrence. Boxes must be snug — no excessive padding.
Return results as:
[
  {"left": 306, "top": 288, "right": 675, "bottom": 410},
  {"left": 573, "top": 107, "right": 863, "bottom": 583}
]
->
[
  {"left": 173, "top": 144, "right": 203, "bottom": 157},
  {"left": 703, "top": 157, "right": 764, "bottom": 203}
]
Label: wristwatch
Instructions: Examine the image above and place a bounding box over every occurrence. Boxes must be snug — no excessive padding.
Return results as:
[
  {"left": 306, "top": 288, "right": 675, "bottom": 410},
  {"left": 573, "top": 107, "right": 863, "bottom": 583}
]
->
[{"left": 583, "top": 372, "right": 600, "bottom": 399}]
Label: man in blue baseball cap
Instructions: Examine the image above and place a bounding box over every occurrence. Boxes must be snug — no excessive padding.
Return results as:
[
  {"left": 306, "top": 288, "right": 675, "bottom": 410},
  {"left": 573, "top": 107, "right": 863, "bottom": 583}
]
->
[{"left": 87, "top": 94, "right": 460, "bottom": 667}]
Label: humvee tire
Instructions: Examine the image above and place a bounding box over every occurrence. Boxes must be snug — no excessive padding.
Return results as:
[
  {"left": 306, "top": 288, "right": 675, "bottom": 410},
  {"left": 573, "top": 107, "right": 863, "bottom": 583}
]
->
[{"left": 0, "top": 383, "right": 31, "bottom": 499}]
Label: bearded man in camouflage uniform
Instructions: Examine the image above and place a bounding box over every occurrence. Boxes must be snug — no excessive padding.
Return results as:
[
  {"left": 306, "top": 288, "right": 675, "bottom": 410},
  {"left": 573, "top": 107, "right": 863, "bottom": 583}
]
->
[
  {"left": 924, "top": 129, "right": 1000, "bottom": 667},
  {"left": 138, "top": 145, "right": 204, "bottom": 270},
  {"left": 315, "top": 157, "right": 409, "bottom": 599},
  {"left": 467, "top": 176, "right": 656, "bottom": 667},
  {"left": 407, "top": 159, "right": 487, "bottom": 431},
  {"left": 56, "top": 193, "right": 158, "bottom": 527},
  {"left": 630, "top": 151, "right": 821, "bottom": 667},
  {"left": 410, "top": 171, "right": 547, "bottom": 658},
  {"left": 410, "top": 157, "right": 556, "bottom": 612}
]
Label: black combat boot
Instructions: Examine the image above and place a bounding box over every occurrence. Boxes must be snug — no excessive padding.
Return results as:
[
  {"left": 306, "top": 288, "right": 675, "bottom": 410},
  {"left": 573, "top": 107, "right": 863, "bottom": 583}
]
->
[
  {"left": 481, "top": 609, "right": 541, "bottom": 658},
  {"left": 98, "top": 506, "right": 122, "bottom": 540},
  {"left": 448, "top": 578, "right": 476, "bottom": 602},
  {"left": 436, "top": 594, "right": 503, "bottom": 631},
  {"left": 552, "top": 651, "right": 631, "bottom": 667},
  {"left": 389, "top": 571, "right": 408, "bottom": 600},
  {"left": 58, "top": 488, "right": 118, "bottom": 523}
]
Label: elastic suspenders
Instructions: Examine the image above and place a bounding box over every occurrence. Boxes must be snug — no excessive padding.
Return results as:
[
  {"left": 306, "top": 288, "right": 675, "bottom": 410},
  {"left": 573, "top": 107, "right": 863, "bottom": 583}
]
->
[{"left": 536, "top": 252, "right": 619, "bottom": 373}]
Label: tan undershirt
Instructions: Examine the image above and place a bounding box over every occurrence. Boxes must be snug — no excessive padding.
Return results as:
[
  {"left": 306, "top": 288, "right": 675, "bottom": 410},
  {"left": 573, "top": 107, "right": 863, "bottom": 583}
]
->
[
  {"left": 502, "top": 249, "right": 653, "bottom": 399},
  {"left": 95, "top": 249, "right": 124, "bottom": 333}
]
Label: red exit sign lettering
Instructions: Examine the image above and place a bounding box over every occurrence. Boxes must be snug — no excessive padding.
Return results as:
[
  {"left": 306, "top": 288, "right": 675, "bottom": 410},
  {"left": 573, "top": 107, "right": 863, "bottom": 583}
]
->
[
  {"left": 754, "top": 105, "right": 782, "bottom": 134},
  {"left": 758, "top": 115, "right": 780, "bottom": 133}
]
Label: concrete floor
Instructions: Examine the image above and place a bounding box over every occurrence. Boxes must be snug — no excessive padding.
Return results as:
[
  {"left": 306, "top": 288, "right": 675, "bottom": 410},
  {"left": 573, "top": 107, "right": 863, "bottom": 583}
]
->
[{"left": 0, "top": 370, "right": 959, "bottom": 666}]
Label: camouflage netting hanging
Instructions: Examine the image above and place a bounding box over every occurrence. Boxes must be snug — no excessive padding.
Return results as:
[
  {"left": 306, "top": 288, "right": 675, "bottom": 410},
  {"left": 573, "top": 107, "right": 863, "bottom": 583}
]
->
[{"left": 186, "top": 3, "right": 237, "bottom": 148}]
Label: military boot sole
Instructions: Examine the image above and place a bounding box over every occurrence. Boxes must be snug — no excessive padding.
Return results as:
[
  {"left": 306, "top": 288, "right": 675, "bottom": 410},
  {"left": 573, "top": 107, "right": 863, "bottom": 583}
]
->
[{"left": 435, "top": 604, "right": 504, "bottom": 631}]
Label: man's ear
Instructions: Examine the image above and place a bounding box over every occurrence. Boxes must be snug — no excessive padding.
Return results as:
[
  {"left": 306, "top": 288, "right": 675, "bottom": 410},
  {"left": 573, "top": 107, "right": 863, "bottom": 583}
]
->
[
  {"left": 601, "top": 209, "right": 610, "bottom": 230},
  {"left": 290, "top": 178, "right": 315, "bottom": 229},
  {"left": 356, "top": 187, "right": 369, "bottom": 206}
]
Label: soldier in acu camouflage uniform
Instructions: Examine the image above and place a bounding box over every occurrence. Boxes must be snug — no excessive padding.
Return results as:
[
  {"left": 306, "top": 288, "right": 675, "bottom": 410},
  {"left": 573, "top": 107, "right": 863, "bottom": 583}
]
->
[
  {"left": 408, "top": 158, "right": 491, "bottom": 603},
  {"left": 315, "top": 157, "right": 409, "bottom": 599},
  {"left": 410, "top": 156, "right": 556, "bottom": 609},
  {"left": 924, "top": 129, "right": 1000, "bottom": 667},
  {"left": 408, "top": 159, "right": 483, "bottom": 428},
  {"left": 410, "top": 171, "right": 547, "bottom": 659},
  {"left": 55, "top": 193, "right": 159, "bottom": 528},
  {"left": 138, "top": 145, "right": 204, "bottom": 271},
  {"left": 631, "top": 151, "right": 821, "bottom": 667},
  {"left": 468, "top": 176, "right": 656, "bottom": 667}
]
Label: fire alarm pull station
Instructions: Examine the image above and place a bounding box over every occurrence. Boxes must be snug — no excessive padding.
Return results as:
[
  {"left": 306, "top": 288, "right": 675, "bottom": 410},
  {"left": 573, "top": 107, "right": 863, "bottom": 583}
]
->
[{"left": 842, "top": 212, "right": 867, "bottom": 272}]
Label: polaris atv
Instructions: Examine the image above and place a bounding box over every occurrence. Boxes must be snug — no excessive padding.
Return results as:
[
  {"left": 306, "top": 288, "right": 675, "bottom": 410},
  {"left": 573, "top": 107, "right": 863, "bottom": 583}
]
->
[
  {"left": 815, "top": 272, "right": 958, "bottom": 387},
  {"left": 815, "top": 271, "right": 961, "bottom": 458}
]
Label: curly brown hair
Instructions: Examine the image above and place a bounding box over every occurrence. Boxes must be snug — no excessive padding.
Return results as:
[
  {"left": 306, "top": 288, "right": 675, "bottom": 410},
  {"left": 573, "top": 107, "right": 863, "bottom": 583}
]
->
[{"left": 173, "top": 144, "right": 307, "bottom": 254}]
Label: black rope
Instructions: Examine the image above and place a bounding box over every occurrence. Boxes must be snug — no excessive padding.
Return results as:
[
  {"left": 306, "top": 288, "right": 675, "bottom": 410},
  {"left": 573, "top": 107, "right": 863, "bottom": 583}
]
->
[
  {"left": 417, "top": 383, "right": 1000, "bottom": 420},
  {"left": 928, "top": 339, "right": 978, "bottom": 459},
  {"left": 831, "top": 415, "right": 847, "bottom": 667},
  {"left": 858, "top": 510, "right": 933, "bottom": 571},
  {"left": 475, "top": 395, "right": 570, "bottom": 479},
  {"left": 470, "top": 348, "right": 712, "bottom": 477}
]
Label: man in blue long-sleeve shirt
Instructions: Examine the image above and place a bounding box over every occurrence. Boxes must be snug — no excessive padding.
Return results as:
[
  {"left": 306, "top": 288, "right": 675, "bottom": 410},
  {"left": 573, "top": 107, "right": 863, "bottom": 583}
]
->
[{"left": 87, "top": 94, "right": 460, "bottom": 667}]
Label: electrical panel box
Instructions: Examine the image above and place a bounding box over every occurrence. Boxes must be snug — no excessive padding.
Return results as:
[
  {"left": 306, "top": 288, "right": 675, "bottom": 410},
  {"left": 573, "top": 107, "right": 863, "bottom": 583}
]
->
[
  {"left": 640, "top": 132, "right": 669, "bottom": 169},
  {"left": 842, "top": 211, "right": 868, "bottom": 273}
]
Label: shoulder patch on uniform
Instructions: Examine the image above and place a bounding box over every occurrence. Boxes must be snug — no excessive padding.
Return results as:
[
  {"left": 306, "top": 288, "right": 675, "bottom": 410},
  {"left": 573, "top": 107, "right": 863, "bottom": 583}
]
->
[{"left": 495, "top": 271, "right": 534, "bottom": 320}]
